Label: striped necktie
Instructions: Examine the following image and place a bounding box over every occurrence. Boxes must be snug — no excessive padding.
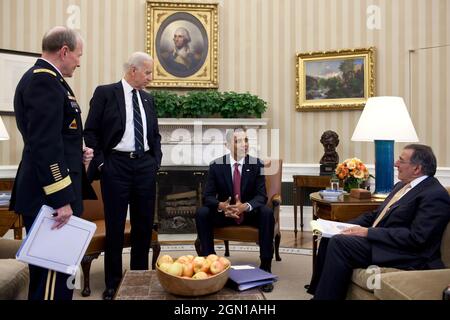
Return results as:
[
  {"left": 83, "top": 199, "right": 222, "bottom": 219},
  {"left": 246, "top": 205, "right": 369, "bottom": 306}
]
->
[
  {"left": 372, "top": 183, "right": 411, "bottom": 227},
  {"left": 132, "top": 89, "right": 145, "bottom": 156}
]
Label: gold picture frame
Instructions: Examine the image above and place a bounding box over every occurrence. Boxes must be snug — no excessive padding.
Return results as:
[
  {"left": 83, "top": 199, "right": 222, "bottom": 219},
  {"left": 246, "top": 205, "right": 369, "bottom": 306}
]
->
[
  {"left": 0, "top": 49, "right": 40, "bottom": 114},
  {"left": 146, "top": 1, "right": 219, "bottom": 88},
  {"left": 296, "top": 47, "right": 375, "bottom": 111}
]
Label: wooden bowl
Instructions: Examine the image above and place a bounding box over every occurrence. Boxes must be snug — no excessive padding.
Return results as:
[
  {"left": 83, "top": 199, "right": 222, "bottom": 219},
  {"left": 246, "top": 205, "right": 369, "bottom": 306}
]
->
[{"left": 156, "top": 264, "right": 230, "bottom": 297}]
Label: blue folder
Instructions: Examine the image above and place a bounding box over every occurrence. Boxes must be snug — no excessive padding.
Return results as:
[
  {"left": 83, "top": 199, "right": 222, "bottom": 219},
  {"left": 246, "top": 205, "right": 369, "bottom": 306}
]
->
[{"left": 227, "top": 265, "right": 278, "bottom": 291}]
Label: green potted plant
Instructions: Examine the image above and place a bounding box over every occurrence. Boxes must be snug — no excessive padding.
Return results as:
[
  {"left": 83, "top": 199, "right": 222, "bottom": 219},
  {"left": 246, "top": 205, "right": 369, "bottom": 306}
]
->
[
  {"left": 221, "top": 92, "right": 266, "bottom": 118},
  {"left": 151, "top": 90, "right": 267, "bottom": 118}
]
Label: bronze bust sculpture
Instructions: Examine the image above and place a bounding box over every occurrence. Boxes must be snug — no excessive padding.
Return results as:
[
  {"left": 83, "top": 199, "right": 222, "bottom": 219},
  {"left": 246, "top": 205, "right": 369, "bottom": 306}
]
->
[{"left": 319, "top": 130, "right": 339, "bottom": 175}]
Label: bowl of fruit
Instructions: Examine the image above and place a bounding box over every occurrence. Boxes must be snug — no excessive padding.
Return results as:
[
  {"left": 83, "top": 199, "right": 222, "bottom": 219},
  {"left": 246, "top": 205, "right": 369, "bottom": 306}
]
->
[{"left": 156, "top": 254, "right": 231, "bottom": 296}]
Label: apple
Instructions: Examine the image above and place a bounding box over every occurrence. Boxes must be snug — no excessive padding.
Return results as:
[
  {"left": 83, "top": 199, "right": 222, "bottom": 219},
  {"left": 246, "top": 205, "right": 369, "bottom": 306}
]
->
[
  {"left": 176, "top": 256, "right": 190, "bottom": 264},
  {"left": 186, "top": 255, "right": 194, "bottom": 262},
  {"left": 200, "top": 259, "right": 211, "bottom": 273},
  {"left": 182, "top": 262, "right": 194, "bottom": 277},
  {"left": 167, "top": 262, "right": 183, "bottom": 277},
  {"left": 157, "top": 254, "right": 173, "bottom": 266},
  {"left": 206, "top": 254, "right": 219, "bottom": 262},
  {"left": 159, "top": 262, "right": 172, "bottom": 273},
  {"left": 209, "top": 260, "right": 225, "bottom": 274},
  {"left": 218, "top": 257, "right": 231, "bottom": 268},
  {"left": 192, "top": 271, "right": 208, "bottom": 280},
  {"left": 193, "top": 257, "right": 206, "bottom": 273}
]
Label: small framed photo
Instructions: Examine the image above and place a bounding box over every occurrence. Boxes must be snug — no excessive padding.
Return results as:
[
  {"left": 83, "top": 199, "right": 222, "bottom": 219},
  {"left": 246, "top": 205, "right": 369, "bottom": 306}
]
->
[
  {"left": 0, "top": 49, "right": 40, "bottom": 114},
  {"left": 146, "top": 1, "right": 219, "bottom": 88},
  {"left": 296, "top": 47, "right": 375, "bottom": 111}
]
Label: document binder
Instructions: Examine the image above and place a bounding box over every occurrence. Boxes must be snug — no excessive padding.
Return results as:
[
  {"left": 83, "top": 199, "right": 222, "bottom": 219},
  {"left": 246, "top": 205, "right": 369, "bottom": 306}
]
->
[
  {"left": 16, "top": 205, "right": 96, "bottom": 275},
  {"left": 227, "top": 265, "right": 278, "bottom": 291}
]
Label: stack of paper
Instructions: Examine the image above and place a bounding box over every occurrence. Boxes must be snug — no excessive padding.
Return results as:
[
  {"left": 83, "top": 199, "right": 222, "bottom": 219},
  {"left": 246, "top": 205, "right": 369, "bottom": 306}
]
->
[
  {"left": 16, "top": 205, "right": 97, "bottom": 275},
  {"left": 310, "top": 219, "right": 358, "bottom": 238},
  {"left": 0, "top": 192, "right": 11, "bottom": 206},
  {"left": 227, "top": 265, "right": 278, "bottom": 291}
]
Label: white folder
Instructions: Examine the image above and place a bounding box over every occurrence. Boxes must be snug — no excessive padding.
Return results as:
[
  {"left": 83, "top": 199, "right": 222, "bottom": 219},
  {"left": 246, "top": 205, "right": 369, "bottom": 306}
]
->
[{"left": 16, "top": 205, "right": 96, "bottom": 275}]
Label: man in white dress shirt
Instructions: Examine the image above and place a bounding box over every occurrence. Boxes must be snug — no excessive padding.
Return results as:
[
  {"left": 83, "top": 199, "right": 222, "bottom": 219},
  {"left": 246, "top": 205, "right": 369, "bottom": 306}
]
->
[{"left": 84, "top": 52, "right": 162, "bottom": 300}]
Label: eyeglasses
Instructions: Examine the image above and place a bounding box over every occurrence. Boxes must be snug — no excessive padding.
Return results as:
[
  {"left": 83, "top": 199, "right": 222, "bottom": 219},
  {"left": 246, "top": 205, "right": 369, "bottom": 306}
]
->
[{"left": 397, "top": 159, "right": 412, "bottom": 165}]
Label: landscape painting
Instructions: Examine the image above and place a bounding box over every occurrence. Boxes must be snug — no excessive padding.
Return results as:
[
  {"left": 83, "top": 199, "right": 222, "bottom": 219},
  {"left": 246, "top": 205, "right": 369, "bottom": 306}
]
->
[{"left": 296, "top": 47, "right": 375, "bottom": 111}]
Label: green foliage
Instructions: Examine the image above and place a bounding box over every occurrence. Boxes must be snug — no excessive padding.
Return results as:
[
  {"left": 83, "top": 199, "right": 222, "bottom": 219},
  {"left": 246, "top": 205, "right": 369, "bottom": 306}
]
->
[
  {"left": 152, "top": 90, "right": 181, "bottom": 118},
  {"left": 150, "top": 90, "right": 267, "bottom": 118}
]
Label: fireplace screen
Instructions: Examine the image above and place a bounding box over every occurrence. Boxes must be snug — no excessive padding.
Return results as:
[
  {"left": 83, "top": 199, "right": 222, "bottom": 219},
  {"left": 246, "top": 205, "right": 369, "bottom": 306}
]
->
[{"left": 156, "top": 167, "right": 208, "bottom": 234}]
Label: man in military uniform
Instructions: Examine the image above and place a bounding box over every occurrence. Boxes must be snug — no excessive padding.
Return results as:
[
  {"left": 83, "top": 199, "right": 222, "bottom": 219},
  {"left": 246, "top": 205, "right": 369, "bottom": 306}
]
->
[{"left": 10, "top": 26, "right": 95, "bottom": 300}]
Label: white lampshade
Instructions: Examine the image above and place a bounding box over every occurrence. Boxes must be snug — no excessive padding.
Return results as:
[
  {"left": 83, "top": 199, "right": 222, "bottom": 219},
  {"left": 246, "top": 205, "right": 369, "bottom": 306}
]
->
[
  {"left": 0, "top": 116, "right": 9, "bottom": 140},
  {"left": 351, "top": 96, "right": 419, "bottom": 142}
]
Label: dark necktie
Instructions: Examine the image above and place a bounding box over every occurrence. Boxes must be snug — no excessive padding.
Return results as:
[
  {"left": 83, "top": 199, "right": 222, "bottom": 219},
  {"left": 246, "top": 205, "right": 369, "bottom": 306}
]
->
[
  {"left": 233, "top": 163, "right": 244, "bottom": 224},
  {"left": 132, "top": 89, "right": 144, "bottom": 156}
]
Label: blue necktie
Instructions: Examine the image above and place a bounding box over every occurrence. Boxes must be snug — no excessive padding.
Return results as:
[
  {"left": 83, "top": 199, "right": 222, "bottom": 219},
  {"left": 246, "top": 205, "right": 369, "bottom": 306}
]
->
[{"left": 132, "top": 89, "right": 145, "bottom": 156}]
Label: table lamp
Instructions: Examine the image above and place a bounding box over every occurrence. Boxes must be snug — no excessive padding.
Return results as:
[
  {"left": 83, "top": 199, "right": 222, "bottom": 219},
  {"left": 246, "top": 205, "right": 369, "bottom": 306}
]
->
[
  {"left": 0, "top": 116, "right": 9, "bottom": 141},
  {"left": 351, "top": 96, "right": 418, "bottom": 197}
]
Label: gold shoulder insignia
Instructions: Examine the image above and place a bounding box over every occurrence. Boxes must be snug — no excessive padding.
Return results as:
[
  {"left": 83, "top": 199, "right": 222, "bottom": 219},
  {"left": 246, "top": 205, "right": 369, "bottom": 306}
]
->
[{"left": 33, "top": 68, "right": 57, "bottom": 77}]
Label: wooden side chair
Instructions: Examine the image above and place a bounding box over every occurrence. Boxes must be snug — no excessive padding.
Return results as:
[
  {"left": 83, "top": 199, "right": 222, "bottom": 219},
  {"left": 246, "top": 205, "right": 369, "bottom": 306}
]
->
[
  {"left": 80, "top": 180, "right": 160, "bottom": 297},
  {"left": 195, "top": 159, "right": 283, "bottom": 262}
]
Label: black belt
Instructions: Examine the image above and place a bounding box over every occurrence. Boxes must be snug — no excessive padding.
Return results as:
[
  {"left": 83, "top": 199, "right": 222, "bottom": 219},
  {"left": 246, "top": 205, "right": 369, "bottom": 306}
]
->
[{"left": 111, "top": 150, "right": 150, "bottom": 159}]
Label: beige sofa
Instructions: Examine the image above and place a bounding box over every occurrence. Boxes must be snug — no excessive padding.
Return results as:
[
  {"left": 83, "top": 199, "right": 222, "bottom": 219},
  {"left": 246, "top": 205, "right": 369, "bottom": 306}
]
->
[
  {"left": 347, "top": 187, "right": 450, "bottom": 300},
  {"left": 0, "top": 238, "right": 29, "bottom": 300}
]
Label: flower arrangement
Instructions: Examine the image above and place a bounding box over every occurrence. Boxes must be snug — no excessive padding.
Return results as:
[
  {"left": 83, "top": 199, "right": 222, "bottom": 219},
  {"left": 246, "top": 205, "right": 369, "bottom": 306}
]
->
[{"left": 335, "top": 157, "right": 372, "bottom": 192}]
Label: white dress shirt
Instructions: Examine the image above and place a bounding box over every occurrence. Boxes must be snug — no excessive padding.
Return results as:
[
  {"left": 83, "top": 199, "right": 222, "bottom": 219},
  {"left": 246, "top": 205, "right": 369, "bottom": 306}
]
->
[
  {"left": 399, "top": 175, "right": 428, "bottom": 199},
  {"left": 113, "top": 79, "right": 149, "bottom": 152}
]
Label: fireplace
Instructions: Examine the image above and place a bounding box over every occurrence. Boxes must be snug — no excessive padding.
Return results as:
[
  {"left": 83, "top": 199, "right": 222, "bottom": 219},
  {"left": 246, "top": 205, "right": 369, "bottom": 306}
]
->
[
  {"left": 155, "top": 118, "right": 269, "bottom": 234},
  {"left": 156, "top": 166, "right": 208, "bottom": 234}
]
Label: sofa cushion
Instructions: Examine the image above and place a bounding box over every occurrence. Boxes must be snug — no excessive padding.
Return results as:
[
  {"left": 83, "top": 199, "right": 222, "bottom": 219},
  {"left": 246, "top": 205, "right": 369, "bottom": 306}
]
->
[
  {"left": 374, "top": 269, "right": 450, "bottom": 300},
  {"left": 351, "top": 267, "right": 401, "bottom": 292},
  {"left": 0, "top": 259, "right": 29, "bottom": 300},
  {"left": 0, "top": 239, "right": 22, "bottom": 259}
]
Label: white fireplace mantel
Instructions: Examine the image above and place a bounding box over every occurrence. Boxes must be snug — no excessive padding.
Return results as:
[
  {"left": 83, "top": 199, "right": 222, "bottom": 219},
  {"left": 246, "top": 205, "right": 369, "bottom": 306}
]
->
[
  {"left": 158, "top": 118, "right": 269, "bottom": 166},
  {"left": 159, "top": 118, "right": 269, "bottom": 127}
]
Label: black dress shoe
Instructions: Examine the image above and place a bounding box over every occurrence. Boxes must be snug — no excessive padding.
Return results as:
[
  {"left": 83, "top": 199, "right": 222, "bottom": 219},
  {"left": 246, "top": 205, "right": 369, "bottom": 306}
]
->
[
  {"left": 261, "top": 283, "right": 274, "bottom": 293},
  {"left": 102, "top": 288, "right": 116, "bottom": 300}
]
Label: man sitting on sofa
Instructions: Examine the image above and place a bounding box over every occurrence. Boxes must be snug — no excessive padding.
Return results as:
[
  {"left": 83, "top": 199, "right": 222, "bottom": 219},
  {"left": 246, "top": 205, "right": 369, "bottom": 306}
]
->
[{"left": 307, "top": 144, "right": 450, "bottom": 300}]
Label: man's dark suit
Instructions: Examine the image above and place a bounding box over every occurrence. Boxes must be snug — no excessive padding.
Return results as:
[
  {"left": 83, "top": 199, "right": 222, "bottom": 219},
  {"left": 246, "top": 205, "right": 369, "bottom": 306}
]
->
[
  {"left": 195, "top": 154, "right": 274, "bottom": 262},
  {"left": 10, "top": 58, "right": 95, "bottom": 300},
  {"left": 309, "top": 176, "right": 450, "bottom": 299},
  {"left": 84, "top": 81, "right": 162, "bottom": 291}
]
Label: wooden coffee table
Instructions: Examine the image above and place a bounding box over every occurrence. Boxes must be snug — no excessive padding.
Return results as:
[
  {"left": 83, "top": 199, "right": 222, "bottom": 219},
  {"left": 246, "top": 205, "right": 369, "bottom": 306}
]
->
[{"left": 114, "top": 270, "right": 266, "bottom": 300}]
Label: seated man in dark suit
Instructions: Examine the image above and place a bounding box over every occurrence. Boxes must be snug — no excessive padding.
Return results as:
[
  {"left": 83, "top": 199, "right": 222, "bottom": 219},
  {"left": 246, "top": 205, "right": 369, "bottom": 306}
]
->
[
  {"left": 307, "top": 144, "right": 450, "bottom": 300},
  {"left": 195, "top": 128, "right": 275, "bottom": 292}
]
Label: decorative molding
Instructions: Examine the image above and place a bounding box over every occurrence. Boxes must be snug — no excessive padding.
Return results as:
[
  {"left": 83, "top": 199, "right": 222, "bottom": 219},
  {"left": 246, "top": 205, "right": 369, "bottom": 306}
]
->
[
  {"left": 282, "top": 163, "right": 450, "bottom": 187},
  {"left": 0, "top": 165, "right": 18, "bottom": 179},
  {"left": 158, "top": 118, "right": 269, "bottom": 127},
  {"left": 2, "top": 163, "right": 450, "bottom": 185}
]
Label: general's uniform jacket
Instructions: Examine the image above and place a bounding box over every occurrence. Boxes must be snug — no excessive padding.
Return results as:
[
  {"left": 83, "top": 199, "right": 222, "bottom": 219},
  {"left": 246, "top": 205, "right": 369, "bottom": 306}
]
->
[{"left": 10, "top": 59, "right": 95, "bottom": 217}]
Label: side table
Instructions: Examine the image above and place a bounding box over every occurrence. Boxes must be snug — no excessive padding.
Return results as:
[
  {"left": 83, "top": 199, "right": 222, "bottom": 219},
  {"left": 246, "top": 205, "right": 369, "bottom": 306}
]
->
[
  {"left": 292, "top": 175, "right": 331, "bottom": 237},
  {"left": 0, "top": 206, "right": 23, "bottom": 239},
  {"left": 309, "top": 192, "right": 383, "bottom": 267}
]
